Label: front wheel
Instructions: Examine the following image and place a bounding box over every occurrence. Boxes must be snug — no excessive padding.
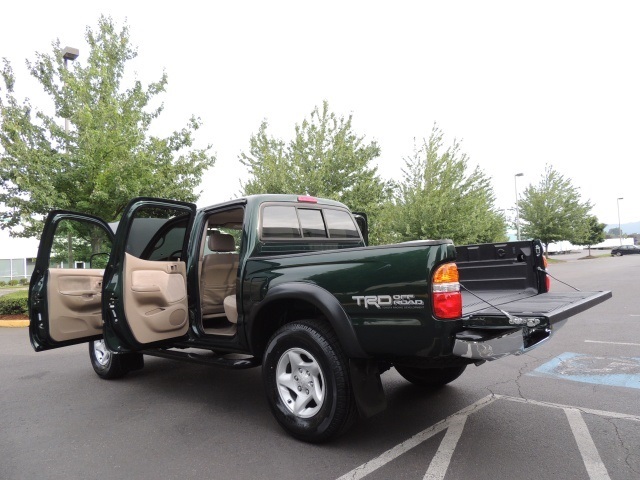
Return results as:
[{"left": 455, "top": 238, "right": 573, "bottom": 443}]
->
[
  {"left": 262, "top": 320, "right": 356, "bottom": 443},
  {"left": 395, "top": 364, "right": 467, "bottom": 388},
  {"left": 89, "top": 340, "right": 144, "bottom": 379}
]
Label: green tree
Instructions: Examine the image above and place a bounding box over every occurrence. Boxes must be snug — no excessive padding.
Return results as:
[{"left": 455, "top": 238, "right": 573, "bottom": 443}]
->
[
  {"left": 572, "top": 215, "right": 606, "bottom": 256},
  {"left": 382, "top": 125, "right": 506, "bottom": 245},
  {"left": 519, "top": 165, "right": 591, "bottom": 255},
  {"left": 607, "top": 227, "right": 621, "bottom": 238},
  {"left": 0, "top": 16, "right": 215, "bottom": 238},
  {"left": 240, "top": 101, "right": 391, "bottom": 243}
]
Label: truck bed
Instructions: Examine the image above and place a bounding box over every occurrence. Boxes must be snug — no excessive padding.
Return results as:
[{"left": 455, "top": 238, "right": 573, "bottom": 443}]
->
[{"left": 457, "top": 241, "right": 611, "bottom": 325}]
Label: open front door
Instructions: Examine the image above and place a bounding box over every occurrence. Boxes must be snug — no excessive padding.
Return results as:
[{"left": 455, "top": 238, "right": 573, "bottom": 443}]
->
[
  {"left": 102, "top": 198, "right": 196, "bottom": 353},
  {"left": 29, "top": 212, "right": 114, "bottom": 351}
]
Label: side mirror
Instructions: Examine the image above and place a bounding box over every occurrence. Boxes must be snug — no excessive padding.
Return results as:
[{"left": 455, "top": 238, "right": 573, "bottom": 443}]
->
[{"left": 89, "top": 252, "right": 110, "bottom": 269}]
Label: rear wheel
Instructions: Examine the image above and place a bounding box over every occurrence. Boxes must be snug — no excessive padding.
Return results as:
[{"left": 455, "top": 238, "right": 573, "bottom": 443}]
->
[
  {"left": 395, "top": 364, "right": 467, "bottom": 388},
  {"left": 262, "top": 320, "right": 356, "bottom": 443},
  {"left": 89, "top": 340, "right": 144, "bottom": 379}
]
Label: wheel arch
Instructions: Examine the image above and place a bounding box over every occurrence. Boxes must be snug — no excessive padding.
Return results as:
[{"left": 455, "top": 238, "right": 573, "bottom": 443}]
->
[{"left": 247, "top": 282, "right": 368, "bottom": 360}]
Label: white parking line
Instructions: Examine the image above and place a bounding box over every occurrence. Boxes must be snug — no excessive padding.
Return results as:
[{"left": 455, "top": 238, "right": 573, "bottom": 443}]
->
[
  {"left": 336, "top": 395, "right": 496, "bottom": 480},
  {"left": 585, "top": 340, "right": 640, "bottom": 347},
  {"left": 423, "top": 414, "right": 467, "bottom": 480},
  {"left": 496, "top": 395, "right": 640, "bottom": 422},
  {"left": 564, "top": 408, "right": 611, "bottom": 480},
  {"left": 336, "top": 395, "right": 640, "bottom": 480}
]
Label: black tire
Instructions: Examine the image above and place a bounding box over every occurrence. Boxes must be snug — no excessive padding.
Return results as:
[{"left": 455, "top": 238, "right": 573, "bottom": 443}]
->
[
  {"left": 262, "top": 320, "right": 357, "bottom": 443},
  {"left": 89, "top": 340, "right": 144, "bottom": 380},
  {"left": 616, "top": 252, "right": 623, "bottom": 257},
  {"left": 395, "top": 364, "right": 467, "bottom": 388}
]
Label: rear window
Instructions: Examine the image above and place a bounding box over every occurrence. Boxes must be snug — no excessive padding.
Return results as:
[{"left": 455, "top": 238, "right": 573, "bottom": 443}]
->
[
  {"left": 323, "top": 209, "right": 360, "bottom": 239},
  {"left": 298, "top": 209, "right": 327, "bottom": 238},
  {"left": 261, "top": 205, "right": 360, "bottom": 240},
  {"left": 262, "top": 206, "right": 301, "bottom": 238}
]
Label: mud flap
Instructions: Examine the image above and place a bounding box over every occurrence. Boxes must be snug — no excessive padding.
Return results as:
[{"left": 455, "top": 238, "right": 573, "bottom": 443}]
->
[
  {"left": 349, "top": 359, "right": 387, "bottom": 418},
  {"left": 125, "top": 352, "right": 145, "bottom": 372}
]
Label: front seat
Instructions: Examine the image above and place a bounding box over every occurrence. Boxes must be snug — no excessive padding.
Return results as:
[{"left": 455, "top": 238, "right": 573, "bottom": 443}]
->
[{"left": 200, "top": 232, "right": 239, "bottom": 317}]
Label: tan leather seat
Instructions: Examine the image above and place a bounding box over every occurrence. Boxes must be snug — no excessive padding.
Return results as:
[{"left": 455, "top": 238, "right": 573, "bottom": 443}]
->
[
  {"left": 223, "top": 295, "right": 238, "bottom": 324},
  {"left": 200, "top": 232, "right": 239, "bottom": 317}
]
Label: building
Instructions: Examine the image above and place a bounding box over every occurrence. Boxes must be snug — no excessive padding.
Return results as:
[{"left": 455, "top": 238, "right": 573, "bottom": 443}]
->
[{"left": 0, "top": 230, "right": 39, "bottom": 283}]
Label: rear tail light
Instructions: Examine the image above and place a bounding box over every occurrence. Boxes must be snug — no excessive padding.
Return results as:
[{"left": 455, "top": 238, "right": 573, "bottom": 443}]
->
[
  {"left": 432, "top": 263, "right": 462, "bottom": 319},
  {"left": 543, "top": 256, "right": 551, "bottom": 291},
  {"left": 297, "top": 195, "right": 317, "bottom": 203}
]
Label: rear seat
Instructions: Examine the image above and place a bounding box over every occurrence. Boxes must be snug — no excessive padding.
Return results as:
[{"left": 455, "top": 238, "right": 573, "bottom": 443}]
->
[{"left": 200, "top": 232, "right": 239, "bottom": 318}]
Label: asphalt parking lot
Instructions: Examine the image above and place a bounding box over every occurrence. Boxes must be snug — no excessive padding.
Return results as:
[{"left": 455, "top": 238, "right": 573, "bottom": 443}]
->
[{"left": 1, "top": 253, "right": 639, "bottom": 479}]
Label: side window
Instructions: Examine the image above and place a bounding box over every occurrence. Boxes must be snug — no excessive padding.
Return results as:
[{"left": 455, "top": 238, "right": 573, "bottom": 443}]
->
[
  {"left": 204, "top": 228, "right": 241, "bottom": 254},
  {"left": 127, "top": 207, "right": 190, "bottom": 261},
  {"left": 298, "top": 209, "right": 327, "bottom": 238},
  {"left": 323, "top": 209, "right": 360, "bottom": 239},
  {"left": 50, "top": 219, "right": 112, "bottom": 269},
  {"left": 262, "top": 206, "right": 301, "bottom": 239},
  {"left": 202, "top": 206, "right": 245, "bottom": 254},
  {"left": 144, "top": 223, "right": 187, "bottom": 261}
]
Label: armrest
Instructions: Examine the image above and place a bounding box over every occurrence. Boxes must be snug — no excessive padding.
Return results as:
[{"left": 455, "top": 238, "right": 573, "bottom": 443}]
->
[
  {"left": 131, "top": 284, "right": 161, "bottom": 293},
  {"left": 60, "top": 290, "right": 100, "bottom": 296}
]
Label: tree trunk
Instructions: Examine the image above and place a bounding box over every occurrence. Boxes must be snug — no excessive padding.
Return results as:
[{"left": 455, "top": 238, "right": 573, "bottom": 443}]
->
[{"left": 67, "top": 232, "right": 74, "bottom": 268}]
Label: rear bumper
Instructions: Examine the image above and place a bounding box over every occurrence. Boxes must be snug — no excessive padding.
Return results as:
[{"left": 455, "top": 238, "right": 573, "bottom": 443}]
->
[
  {"left": 453, "top": 289, "right": 612, "bottom": 362},
  {"left": 452, "top": 327, "right": 550, "bottom": 361}
]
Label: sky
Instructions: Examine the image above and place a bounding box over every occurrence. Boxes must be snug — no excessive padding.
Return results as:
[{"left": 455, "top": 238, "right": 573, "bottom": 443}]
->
[{"left": 1, "top": 1, "right": 639, "bottom": 255}]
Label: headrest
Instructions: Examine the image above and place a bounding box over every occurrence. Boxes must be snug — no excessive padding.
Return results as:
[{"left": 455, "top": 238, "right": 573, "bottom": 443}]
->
[{"left": 208, "top": 232, "right": 235, "bottom": 252}]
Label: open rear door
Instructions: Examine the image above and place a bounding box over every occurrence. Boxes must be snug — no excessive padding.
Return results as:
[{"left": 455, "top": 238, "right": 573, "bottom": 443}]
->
[
  {"left": 102, "top": 197, "right": 196, "bottom": 353},
  {"left": 352, "top": 212, "right": 368, "bottom": 246},
  {"left": 29, "top": 212, "right": 114, "bottom": 351}
]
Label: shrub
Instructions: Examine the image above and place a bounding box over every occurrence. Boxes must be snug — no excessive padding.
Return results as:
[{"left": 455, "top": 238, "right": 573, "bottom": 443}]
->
[
  {"left": 0, "top": 291, "right": 29, "bottom": 315},
  {"left": 0, "top": 281, "right": 6, "bottom": 287},
  {"left": 8, "top": 279, "right": 19, "bottom": 286},
  {"left": 19, "top": 278, "right": 29, "bottom": 286}
]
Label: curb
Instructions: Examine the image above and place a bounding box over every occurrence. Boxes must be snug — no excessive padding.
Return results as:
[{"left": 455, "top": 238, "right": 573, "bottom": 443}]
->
[{"left": 0, "top": 320, "right": 30, "bottom": 328}]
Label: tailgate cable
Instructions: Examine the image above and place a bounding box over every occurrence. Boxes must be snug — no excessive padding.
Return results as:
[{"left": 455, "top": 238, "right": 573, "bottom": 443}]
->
[
  {"left": 460, "top": 284, "right": 541, "bottom": 328},
  {"left": 536, "top": 266, "right": 580, "bottom": 291}
]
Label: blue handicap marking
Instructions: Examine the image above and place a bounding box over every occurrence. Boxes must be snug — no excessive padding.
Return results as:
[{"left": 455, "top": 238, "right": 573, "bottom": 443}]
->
[{"left": 530, "top": 352, "right": 640, "bottom": 390}]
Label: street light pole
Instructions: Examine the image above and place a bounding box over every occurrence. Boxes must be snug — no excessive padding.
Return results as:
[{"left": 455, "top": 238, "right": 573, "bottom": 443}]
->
[
  {"left": 514, "top": 173, "right": 524, "bottom": 241},
  {"left": 617, "top": 197, "right": 624, "bottom": 245},
  {"left": 61, "top": 47, "right": 79, "bottom": 269},
  {"left": 61, "top": 47, "right": 79, "bottom": 142}
]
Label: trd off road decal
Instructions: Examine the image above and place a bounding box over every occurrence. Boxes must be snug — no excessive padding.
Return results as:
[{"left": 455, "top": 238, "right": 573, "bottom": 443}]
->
[{"left": 352, "top": 294, "right": 424, "bottom": 309}]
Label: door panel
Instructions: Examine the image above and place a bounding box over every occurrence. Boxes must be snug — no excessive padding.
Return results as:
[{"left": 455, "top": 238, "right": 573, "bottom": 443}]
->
[
  {"left": 29, "top": 211, "right": 114, "bottom": 352},
  {"left": 122, "top": 252, "right": 189, "bottom": 343},
  {"left": 102, "top": 197, "right": 196, "bottom": 352},
  {"left": 47, "top": 268, "right": 104, "bottom": 342}
]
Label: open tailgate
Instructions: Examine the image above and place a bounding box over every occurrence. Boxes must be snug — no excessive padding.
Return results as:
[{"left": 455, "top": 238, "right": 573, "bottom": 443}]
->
[
  {"left": 461, "top": 290, "right": 612, "bottom": 327},
  {"left": 454, "top": 290, "right": 612, "bottom": 361}
]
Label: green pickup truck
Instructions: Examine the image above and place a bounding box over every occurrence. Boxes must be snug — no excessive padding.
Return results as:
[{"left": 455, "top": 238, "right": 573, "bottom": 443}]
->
[{"left": 28, "top": 195, "right": 611, "bottom": 442}]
